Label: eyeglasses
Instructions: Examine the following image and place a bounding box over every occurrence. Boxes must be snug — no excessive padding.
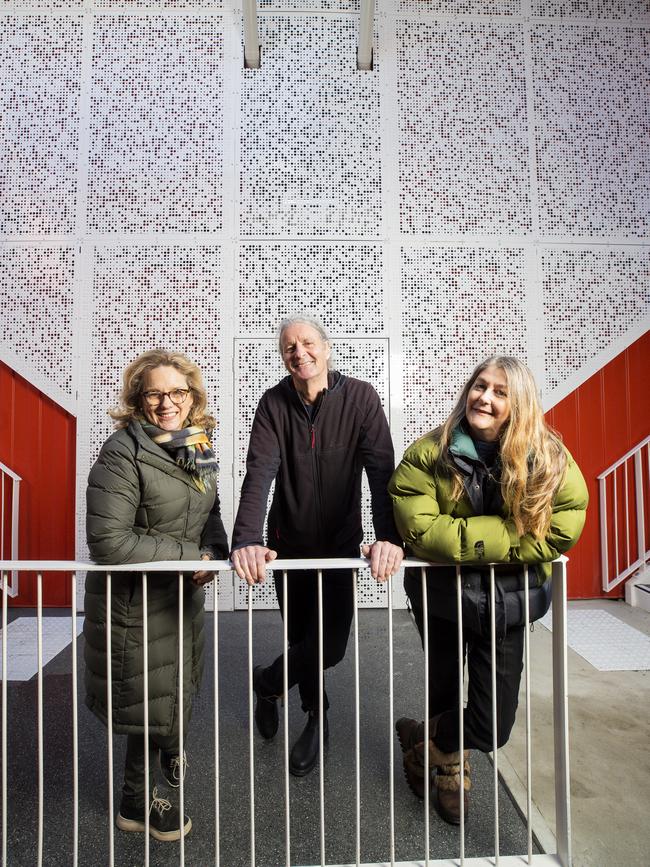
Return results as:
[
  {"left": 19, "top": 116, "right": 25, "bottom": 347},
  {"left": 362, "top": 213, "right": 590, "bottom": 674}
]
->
[{"left": 142, "top": 388, "right": 191, "bottom": 407}]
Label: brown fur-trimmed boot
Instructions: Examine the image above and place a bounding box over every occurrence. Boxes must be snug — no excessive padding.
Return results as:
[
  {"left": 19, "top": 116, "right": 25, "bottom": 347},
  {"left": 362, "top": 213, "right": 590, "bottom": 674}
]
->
[
  {"left": 395, "top": 715, "right": 471, "bottom": 821},
  {"left": 434, "top": 755, "right": 471, "bottom": 825},
  {"left": 396, "top": 717, "right": 432, "bottom": 798}
]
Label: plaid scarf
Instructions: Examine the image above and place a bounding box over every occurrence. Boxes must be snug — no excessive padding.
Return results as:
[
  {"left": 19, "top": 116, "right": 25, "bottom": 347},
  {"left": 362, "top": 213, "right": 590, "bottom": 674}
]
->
[{"left": 141, "top": 422, "right": 218, "bottom": 493}]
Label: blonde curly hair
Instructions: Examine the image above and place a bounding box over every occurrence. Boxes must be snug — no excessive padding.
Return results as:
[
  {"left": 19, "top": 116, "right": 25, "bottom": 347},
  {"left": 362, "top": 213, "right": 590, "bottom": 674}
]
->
[{"left": 109, "top": 349, "right": 215, "bottom": 432}]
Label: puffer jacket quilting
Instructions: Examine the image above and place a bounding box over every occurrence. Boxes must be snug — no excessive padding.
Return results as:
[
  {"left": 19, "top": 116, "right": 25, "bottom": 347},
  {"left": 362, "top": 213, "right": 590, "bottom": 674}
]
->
[{"left": 84, "top": 420, "right": 228, "bottom": 736}]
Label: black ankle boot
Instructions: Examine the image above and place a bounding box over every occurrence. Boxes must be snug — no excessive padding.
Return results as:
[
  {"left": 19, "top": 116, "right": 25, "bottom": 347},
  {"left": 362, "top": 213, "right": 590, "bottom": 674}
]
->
[
  {"left": 289, "top": 711, "right": 329, "bottom": 777},
  {"left": 253, "top": 665, "right": 279, "bottom": 740}
]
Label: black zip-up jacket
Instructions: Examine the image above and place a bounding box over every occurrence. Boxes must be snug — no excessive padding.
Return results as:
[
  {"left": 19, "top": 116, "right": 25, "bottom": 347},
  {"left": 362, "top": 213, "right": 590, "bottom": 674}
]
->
[{"left": 232, "top": 371, "right": 401, "bottom": 557}]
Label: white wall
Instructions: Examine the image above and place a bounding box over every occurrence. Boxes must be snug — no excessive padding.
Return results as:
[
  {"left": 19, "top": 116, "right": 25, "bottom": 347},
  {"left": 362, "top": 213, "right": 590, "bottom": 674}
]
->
[{"left": 0, "top": 0, "right": 648, "bottom": 608}]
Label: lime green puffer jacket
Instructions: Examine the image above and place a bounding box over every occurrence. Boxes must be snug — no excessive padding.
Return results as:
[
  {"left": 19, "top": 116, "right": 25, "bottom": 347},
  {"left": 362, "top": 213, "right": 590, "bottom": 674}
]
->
[{"left": 388, "top": 430, "right": 588, "bottom": 584}]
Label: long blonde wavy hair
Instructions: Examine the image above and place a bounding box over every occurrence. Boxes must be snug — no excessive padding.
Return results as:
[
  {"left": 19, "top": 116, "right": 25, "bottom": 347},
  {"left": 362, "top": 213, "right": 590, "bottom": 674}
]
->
[
  {"left": 436, "top": 356, "right": 567, "bottom": 539},
  {"left": 109, "top": 349, "right": 216, "bottom": 431}
]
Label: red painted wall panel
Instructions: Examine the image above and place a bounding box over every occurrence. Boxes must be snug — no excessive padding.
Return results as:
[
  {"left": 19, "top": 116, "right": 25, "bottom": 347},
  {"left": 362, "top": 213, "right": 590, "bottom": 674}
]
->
[
  {"left": 548, "top": 331, "right": 650, "bottom": 599},
  {"left": 0, "top": 361, "right": 76, "bottom": 607}
]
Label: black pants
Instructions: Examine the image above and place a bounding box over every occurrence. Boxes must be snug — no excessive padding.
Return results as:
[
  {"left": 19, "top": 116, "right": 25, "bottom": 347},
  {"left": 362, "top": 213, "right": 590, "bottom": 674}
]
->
[
  {"left": 406, "top": 573, "right": 524, "bottom": 754},
  {"left": 121, "top": 732, "right": 178, "bottom": 808},
  {"left": 261, "top": 568, "right": 354, "bottom": 713}
]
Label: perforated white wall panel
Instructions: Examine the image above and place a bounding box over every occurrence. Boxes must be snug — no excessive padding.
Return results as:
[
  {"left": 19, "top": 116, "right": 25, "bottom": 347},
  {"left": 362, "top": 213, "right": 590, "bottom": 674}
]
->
[
  {"left": 88, "top": 15, "right": 224, "bottom": 234},
  {"left": 401, "top": 246, "right": 528, "bottom": 444},
  {"left": 259, "top": 1, "right": 358, "bottom": 8},
  {"left": 238, "top": 244, "right": 384, "bottom": 335},
  {"left": 531, "top": 2, "right": 650, "bottom": 17},
  {"left": 240, "top": 14, "right": 381, "bottom": 238},
  {"left": 233, "top": 338, "right": 389, "bottom": 609},
  {"left": 95, "top": 2, "right": 222, "bottom": 8},
  {"left": 77, "top": 244, "right": 231, "bottom": 608},
  {"left": 0, "top": 15, "right": 82, "bottom": 235},
  {"left": 0, "top": 245, "right": 76, "bottom": 396},
  {"left": 3, "top": 3, "right": 83, "bottom": 11},
  {"left": 396, "top": 19, "right": 531, "bottom": 236},
  {"left": 542, "top": 248, "right": 650, "bottom": 390},
  {"left": 399, "top": 1, "right": 520, "bottom": 12},
  {"left": 88, "top": 246, "right": 224, "bottom": 459},
  {"left": 532, "top": 24, "right": 649, "bottom": 238}
]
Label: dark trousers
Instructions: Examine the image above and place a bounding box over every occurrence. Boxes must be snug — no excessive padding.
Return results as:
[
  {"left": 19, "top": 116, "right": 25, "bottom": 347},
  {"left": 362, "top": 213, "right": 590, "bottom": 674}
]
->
[
  {"left": 121, "top": 732, "right": 178, "bottom": 807},
  {"left": 406, "top": 576, "right": 524, "bottom": 754},
  {"left": 261, "top": 568, "right": 355, "bottom": 713}
]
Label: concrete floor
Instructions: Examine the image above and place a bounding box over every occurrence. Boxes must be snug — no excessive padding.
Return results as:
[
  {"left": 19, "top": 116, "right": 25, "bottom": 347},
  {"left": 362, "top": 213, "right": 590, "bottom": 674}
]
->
[
  {"left": 2, "top": 608, "right": 532, "bottom": 866},
  {"left": 500, "top": 598, "right": 650, "bottom": 867},
  {"left": 2, "top": 599, "right": 648, "bottom": 865}
]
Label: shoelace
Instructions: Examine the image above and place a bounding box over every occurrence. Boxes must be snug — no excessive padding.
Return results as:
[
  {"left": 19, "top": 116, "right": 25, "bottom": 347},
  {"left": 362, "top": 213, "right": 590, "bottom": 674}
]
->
[
  {"left": 170, "top": 753, "right": 188, "bottom": 781},
  {"left": 150, "top": 788, "right": 172, "bottom": 817}
]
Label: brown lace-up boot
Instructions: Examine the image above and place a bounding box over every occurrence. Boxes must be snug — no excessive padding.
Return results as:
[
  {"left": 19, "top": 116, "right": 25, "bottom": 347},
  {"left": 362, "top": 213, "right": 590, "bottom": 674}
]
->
[{"left": 395, "top": 715, "right": 471, "bottom": 823}]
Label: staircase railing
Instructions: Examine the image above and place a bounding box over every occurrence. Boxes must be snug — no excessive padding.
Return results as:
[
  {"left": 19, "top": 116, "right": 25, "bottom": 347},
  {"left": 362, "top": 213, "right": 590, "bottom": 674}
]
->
[
  {"left": 598, "top": 434, "right": 650, "bottom": 593},
  {"left": 0, "top": 461, "right": 21, "bottom": 598}
]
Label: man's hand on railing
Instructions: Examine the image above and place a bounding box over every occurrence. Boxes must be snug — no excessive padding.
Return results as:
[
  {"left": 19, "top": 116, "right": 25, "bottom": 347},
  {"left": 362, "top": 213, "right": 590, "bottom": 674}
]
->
[
  {"left": 361, "top": 541, "right": 404, "bottom": 583},
  {"left": 192, "top": 553, "right": 217, "bottom": 586},
  {"left": 231, "top": 545, "right": 279, "bottom": 585}
]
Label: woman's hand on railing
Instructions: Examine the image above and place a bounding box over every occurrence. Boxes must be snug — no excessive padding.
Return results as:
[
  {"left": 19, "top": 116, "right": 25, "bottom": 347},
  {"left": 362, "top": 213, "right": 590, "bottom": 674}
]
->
[
  {"left": 192, "top": 553, "right": 217, "bottom": 586},
  {"left": 361, "top": 541, "right": 404, "bottom": 583},
  {"left": 231, "top": 545, "right": 279, "bottom": 585}
]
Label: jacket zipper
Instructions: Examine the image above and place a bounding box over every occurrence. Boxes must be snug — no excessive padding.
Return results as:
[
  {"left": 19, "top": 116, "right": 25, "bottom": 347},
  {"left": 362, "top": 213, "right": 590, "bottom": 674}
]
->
[{"left": 305, "top": 392, "right": 327, "bottom": 548}]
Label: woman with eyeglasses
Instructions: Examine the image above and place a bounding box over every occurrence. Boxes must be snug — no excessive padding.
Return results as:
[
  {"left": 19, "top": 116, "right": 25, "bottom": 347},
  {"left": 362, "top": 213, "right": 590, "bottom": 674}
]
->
[{"left": 84, "top": 349, "right": 228, "bottom": 841}]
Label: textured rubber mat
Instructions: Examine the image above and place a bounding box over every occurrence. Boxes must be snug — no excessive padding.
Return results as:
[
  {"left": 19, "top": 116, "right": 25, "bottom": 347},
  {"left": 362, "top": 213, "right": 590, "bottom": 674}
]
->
[{"left": 539, "top": 607, "right": 650, "bottom": 671}]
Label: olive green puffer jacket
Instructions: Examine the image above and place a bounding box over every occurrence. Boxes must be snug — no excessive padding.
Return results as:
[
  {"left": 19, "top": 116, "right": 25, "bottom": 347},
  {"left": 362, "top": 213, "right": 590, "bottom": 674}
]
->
[
  {"left": 388, "top": 430, "right": 588, "bottom": 584},
  {"left": 84, "top": 420, "right": 228, "bottom": 736}
]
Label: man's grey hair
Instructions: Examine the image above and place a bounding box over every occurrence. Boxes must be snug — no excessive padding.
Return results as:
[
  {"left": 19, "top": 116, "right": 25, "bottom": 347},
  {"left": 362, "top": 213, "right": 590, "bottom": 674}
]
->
[{"left": 277, "top": 314, "right": 334, "bottom": 369}]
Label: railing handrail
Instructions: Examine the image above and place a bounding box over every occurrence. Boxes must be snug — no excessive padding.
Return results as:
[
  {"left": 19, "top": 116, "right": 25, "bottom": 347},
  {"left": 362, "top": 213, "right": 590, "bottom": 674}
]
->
[
  {"left": 597, "top": 434, "right": 650, "bottom": 479},
  {"left": 0, "top": 555, "right": 568, "bottom": 573},
  {"left": 0, "top": 461, "right": 22, "bottom": 482}
]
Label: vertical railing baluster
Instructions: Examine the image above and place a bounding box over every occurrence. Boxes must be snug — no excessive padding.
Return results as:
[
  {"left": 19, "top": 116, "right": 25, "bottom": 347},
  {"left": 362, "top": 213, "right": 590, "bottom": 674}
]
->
[
  {"left": 599, "top": 477, "right": 609, "bottom": 591},
  {"left": 489, "top": 566, "right": 499, "bottom": 864},
  {"left": 456, "top": 566, "right": 465, "bottom": 865},
  {"left": 37, "top": 573, "right": 44, "bottom": 867},
  {"left": 248, "top": 584, "right": 255, "bottom": 867},
  {"left": 214, "top": 573, "right": 221, "bottom": 867},
  {"left": 552, "top": 559, "right": 571, "bottom": 867},
  {"left": 635, "top": 449, "right": 647, "bottom": 567},
  {"left": 178, "top": 572, "right": 185, "bottom": 865},
  {"left": 71, "top": 573, "right": 79, "bottom": 867},
  {"left": 283, "top": 570, "right": 290, "bottom": 867},
  {"left": 106, "top": 571, "right": 115, "bottom": 867},
  {"left": 523, "top": 566, "right": 533, "bottom": 864},
  {"left": 317, "top": 568, "right": 325, "bottom": 867},
  {"left": 143, "top": 573, "right": 150, "bottom": 864},
  {"left": 421, "top": 567, "right": 429, "bottom": 867},
  {"left": 2, "top": 571, "right": 8, "bottom": 867},
  {"left": 388, "top": 573, "right": 395, "bottom": 867},
  {"left": 624, "top": 461, "right": 630, "bottom": 570},
  {"left": 353, "top": 569, "right": 360, "bottom": 867},
  {"left": 613, "top": 467, "right": 619, "bottom": 577}
]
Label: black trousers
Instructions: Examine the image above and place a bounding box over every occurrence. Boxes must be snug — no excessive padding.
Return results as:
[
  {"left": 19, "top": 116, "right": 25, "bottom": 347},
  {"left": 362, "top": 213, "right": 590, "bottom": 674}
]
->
[
  {"left": 261, "top": 568, "right": 355, "bottom": 713},
  {"left": 406, "top": 573, "right": 524, "bottom": 754},
  {"left": 121, "top": 732, "right": 178, "bottom": 807}
]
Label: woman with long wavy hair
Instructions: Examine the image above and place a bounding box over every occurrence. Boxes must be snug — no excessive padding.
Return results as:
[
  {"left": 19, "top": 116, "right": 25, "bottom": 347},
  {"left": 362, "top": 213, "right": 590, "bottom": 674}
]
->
[{"left": 389, "top": 356, "right": 588, "bottom": 825}]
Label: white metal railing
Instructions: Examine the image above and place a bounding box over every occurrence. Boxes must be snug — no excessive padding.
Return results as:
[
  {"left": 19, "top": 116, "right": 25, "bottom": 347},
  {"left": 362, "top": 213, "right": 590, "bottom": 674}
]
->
[
  {"left": 0, "top": 462, "right": 21, "bottom": 598},
  {"left": 598, "top": 434, "right": 650, "bottom": 593},
  {"left": 0, "top": 557, "right": 572, "bottom": 867}
]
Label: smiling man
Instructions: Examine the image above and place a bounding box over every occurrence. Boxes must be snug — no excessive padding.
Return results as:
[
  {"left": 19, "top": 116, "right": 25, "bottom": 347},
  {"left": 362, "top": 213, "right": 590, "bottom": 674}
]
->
[{"left": 231, "top": 315, "right": 403, "bottom": 776}]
